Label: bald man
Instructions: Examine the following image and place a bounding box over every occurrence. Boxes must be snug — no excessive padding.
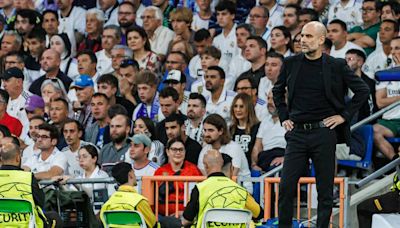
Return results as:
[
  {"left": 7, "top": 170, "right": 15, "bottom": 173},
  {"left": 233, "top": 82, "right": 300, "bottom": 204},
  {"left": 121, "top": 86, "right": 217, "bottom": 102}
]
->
[
  {"left": 181, "top": 149, "right": 263, "bottom": 227},
  {"left": 29, "top": 49, "right": 73, "bottom": 96},
  {"left": 273, "top": 21, "right": 369, "bottom": 228}
]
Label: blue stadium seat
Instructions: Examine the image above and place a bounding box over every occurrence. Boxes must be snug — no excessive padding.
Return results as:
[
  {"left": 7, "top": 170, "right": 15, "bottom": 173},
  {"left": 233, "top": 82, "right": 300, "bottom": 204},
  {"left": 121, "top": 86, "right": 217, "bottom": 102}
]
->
[
  {"left": 337, "top": 125, "right": 373, "bottom": 170},
  {"left": 386, "top": 137, "right": 400, "bottom": 144}
]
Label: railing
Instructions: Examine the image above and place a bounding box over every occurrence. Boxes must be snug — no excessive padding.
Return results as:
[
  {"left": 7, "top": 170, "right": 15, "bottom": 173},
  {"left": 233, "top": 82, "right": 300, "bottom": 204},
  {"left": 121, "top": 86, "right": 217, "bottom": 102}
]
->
[{"left": 355, "top": 156, "right": 400, "bottom": 188}]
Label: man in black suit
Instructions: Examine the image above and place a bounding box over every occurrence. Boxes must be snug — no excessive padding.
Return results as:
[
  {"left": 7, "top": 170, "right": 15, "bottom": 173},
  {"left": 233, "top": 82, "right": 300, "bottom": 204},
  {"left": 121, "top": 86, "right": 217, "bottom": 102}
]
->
[{"left": 273, "top": 21, "right": 369, "bottom": 228}]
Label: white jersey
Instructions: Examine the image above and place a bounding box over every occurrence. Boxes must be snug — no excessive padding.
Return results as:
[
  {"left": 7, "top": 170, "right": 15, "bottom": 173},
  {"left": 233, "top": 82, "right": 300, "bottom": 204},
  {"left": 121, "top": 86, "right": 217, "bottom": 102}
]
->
[
  {"left": 205, "top": 89, "right": 236, "bottom": 126},
  {"left": 96, "top": 50, "right": 114, "bottom": 75},
  {"left": 24, "top": 148, "right": 68, "bottom": 175},
  {"left": 362, "top": 49, "right": 391, "bottom": 79},
  {"left": 191, "top": 14, "right": 210, "bottom": 31},
  {"left": 257, "top": 117, "right": 287, "bottom": 150},
  {"left": 328, "top": 0, "right": 363, "bottom": 30},
  {"left": 330, "top": 41, "right": 364, "bottom": 59},
  {"left": 149, "top": 26, "right": 175, "bottom": 56},
  {"left": 58, "top": 6, "right": 87, "bottom": 35},
  {"left": 212, "top": 24, "right": 238, "bottom": 64},
  {"left": 227, "top": 51, "right": 251, "bottom": 91},
  {"left": 376, "top": 81, "right": 400, "bottom": 120}
]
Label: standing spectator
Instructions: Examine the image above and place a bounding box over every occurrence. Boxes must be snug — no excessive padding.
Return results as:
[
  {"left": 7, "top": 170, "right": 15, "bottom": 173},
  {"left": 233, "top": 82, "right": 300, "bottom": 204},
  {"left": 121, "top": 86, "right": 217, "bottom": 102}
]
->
[
  {"left": 185, "top": 93, "right": 206, "bottom": 144},
  {"left": 0, "top": 89, "right": 22, "bottom": 137},
  {"left": 126, "top": 134, "right": 159, "bottom": 176},
  {"left": 96, "top": 25, "right": 122, "bottom": 75},
  {"left": 85, "top": 93, "right": 111, "bottom": 149},
  {"left": 77, "top": 9, "right": 104, "bottom": 53}
]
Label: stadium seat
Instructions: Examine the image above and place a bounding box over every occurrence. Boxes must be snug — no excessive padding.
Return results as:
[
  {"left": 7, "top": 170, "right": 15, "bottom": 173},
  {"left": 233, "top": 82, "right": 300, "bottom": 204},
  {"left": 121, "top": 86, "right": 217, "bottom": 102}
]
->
[
  {"left": 0, "top": 198, "right": 35, "bottom": 227},
  {"left": 201, "top": 208, "right": 252, "bottom": 228},
  {"left": 386, "top": 137, "right": 400, "bottom": 144},
  {"left": 102, "top": 210, "right": 146, "bottom": 228},
  {"left": 337, "top": 124, "right": 374, "bottom": 170},
  {"left": 372, "top": 213, "right": 400, "bottom": 228}
]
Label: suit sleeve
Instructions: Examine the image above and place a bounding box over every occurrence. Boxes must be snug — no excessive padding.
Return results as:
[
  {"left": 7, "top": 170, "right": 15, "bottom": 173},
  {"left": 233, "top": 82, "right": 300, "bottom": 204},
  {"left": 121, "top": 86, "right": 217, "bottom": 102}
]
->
[
  {"left": 339, "top": 59, "right": 370, "bottom": 122},
  {"left": 272, "top": 58, "right": 289, "bottom": 124}
]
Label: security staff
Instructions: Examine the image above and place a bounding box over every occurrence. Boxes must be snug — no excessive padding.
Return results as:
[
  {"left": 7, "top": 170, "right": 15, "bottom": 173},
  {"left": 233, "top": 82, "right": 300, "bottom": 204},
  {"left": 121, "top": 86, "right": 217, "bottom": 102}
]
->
[
  {"left": 357, "top": 171, "right": 400, "bottom": 227},
  {"left": 181, "top": 149, "right": 263, "bottom": 227},
  {"left": 0, "top": 142, "right": 48, "bottom": 227},
  {"left": 100, "top": 162, "right": 159, "bottom": 228}
]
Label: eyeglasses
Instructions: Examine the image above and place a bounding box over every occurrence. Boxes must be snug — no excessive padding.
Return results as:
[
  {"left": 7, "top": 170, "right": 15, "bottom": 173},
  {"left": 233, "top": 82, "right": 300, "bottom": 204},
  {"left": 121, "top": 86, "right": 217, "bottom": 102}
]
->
[
  {"left": 37, "top": 134, "right": 51, "bottom": 139},
  {"left": 169, "top": 147, "right": 185, "bottom": 153},
  {"left": 140, "top": 15, "right": 155, "bottom": 20},
  {"left": 236, "top": 86, "right": 252, "bottom": 91}
]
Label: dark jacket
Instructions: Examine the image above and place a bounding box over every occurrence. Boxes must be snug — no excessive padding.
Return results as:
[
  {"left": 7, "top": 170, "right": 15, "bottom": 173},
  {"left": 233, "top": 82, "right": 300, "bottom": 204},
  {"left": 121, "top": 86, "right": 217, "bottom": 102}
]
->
[{"left": 272, "top": 53, "right": 370, "bottom": 145}]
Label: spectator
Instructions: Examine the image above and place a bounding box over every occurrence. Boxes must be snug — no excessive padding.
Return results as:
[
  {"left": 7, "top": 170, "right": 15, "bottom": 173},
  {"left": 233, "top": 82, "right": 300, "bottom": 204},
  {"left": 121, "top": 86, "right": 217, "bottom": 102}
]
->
[
  {"left": 24, "top": 95, "right": 45, "bottom": 120},
  {"left": 49, "top": 98, "right": 69, "bottom": 150},
  {"left": 191, "top": 0, "right": 212, "bottom": 31},
  {"left": 56, "top": 0, "right": 86, "bottom": 45},
  {"left": 380, "top": 1, "right": 400, "bottom": 21},
  {"left": 168, "top": 39, "right": 195, "bottom": 60},
  {"left": 99, "top": 114, "right": 131, "bottom": 174},
  {"left": 40, "top": 78, "right": 70, "bottom": 116},
  {"left": 85, "top": 93, "right": 111, "bottom": 148},
  {"left": 126, "top": 133, "right": 159, "bottom": 176},
  {"left": 270, "top": 26, "right": 293, "bottom": 57},
  {"left": 0, "top": 89, "right": 23, "bottom": 137},
  {"left": 23, "top": 123, "right": 67, "bottom": 180},
  {"left": 4, "top": 51, "right": 39, "bottom": 91},
  {"left": 188, "top": 29, "right": 213, "bottom": 80},
  {"left": 110, "top": 44, "right": 133, "bottom": 79},
  {"left": 25, "top": 29, "right": 45, "bottom": 79},
  {"left": 133, "top": 117, "right": 165, "bottom": 165},
  {"left": 50, "top": 33, "right": 79, "bottom": 79},
  {"left": 77, "top": 9, "right": 104, "bottom": 53},
  {"left": 298, "top": 8, "right": 319, "bottom": 29},
  {"left": 99, "top": 0, "right": 119, "bottom": 26},
  {"left": 163, "top": 70, "right": 190, "bottom": 115},
  {"left": 119, "top": 58, "right": 140, "bottom": 106},
  {"left": 152, "top": 0, "right": 174, "bottom": 29},
  {"left": 311, "top": 0, "right": 330, "bottom": 25},
  {"left": 170, "top": 8, "right": 194, "bottom": 46},
  {"left": 100, "top": 162, "right": 158, "bottom": 228},
  {"left": 76, "top": 50, "right": 100, "bottom": 90},
  {"left": 283, "top": 4, "right": 301, "bottom": 38},
  {"left": 22, "top": 116, "right": 45, "bottom": 165},
  {"left": 328, "top": 0, "right": 363, "bottom": 30},
  {"left": 96, "top": 25, "right": 122, "bottom": 75},
  {"left": 70, "top": 75, "right": 95, "bottom": 129},
  {"left": 118, "top": 2, "right": 137, "bottom": 45},
  {"left": 185, "top": 92, "right": 206, "bottom": 144},
  {"left": 258, "top": 52, "right": 284, "bottom": 102},
  {"left": 0, "top": 0, "right": 15, "bottom": 28},
  {"left": 29, "top": 49, "right": 73, "bottom": 96},
  {"left": 198, "top": 114, "right": 252, "bottom": 193},
  {"left": 292, "top": 32, "right": 302, "bottom": 54},
  {"left": 241, "top": 35, "right": 268, "bottom": 85},
  {"left": 258, "top": 0, "right": 283, "bottom": 33},
  {"left": 160, "top": 51, "right": 193, "bottom": 91},
  {"left": 248, "top": 6, "right": 270, "bottom": 41},
  {"left": 154, "top": 138, "right": 202, "bottom": 215},
  {"left": 41, "top": 10, "right": 59, "bottom": 47},
  {"left": 14, "top": 9, "right": 40, "bottom": 52}
]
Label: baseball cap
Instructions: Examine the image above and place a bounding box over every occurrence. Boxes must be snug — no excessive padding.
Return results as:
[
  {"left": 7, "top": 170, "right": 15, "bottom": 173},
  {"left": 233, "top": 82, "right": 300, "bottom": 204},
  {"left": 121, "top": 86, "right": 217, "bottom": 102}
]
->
[
  {"left": 2, "top": 67, "right": 24, "bottom": 80},
  {"left": 70, "top": 75, "right": 94, "bottom": 89},
  {"left": 129, "top": 134, "right": 151, "bottom": 147},
  {"left": 164, "top": 70, "right": 186, "bottom": 84},
  {"left": 25, "top": 95, "right": 45, "bottom": 112}
]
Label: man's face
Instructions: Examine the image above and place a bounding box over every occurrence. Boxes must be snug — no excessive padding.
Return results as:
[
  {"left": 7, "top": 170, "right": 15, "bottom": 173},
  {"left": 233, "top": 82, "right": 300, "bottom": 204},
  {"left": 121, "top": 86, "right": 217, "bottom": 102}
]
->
[
  {"left": 205, "top": 69, "right": 223, "bottom": 93},
  {"left": 15, "top": 15, "right": 34, "bottom": 36},
  {"left": 200, "top": 54, "right": 219, "bottom": 71},
  {"left": 86, "top": 14, "right": 102, "bottom": 35},
  {"left": 13, "top": 0, "right": 31, "bottom": 10},
  {"left": 118, "top": 4, "right": 136, "bottom": 28},
  {"left": 165, "top": 53, "right": 186, "bottom": 71},
  {"left": 40, "top": 50, "right": 60, "bottom": 73},
  {"left": 249, "top": 7, "right": 268, "bottom": 31},
  {"left": 42, "top": 13, "right": 59, "bottom": 35},
  {"left": 265, "top": 57, "right": 282, "bottom": 82},
  {"left": 37, "top": 129, "right": 55, "bottom": 150},
  {"left": 0, "top": 0, "right": 13, "bottom": 8},
  {"left": 203, "top": 123, "right": 222, "bottom": 145},
  {"left": 345, "top": 53, "right": 362, "bottom": 71},
  {"left": 110, "top": 115, "right": 129, "bottom": 143},
  {"left": 49, "top": 101, "right": 68, "bottom": 124},
  {"left": 312, "top": 0, "right": 328, "bottom": 13},
  {"left": 29, "top": 119, "right": 44, "bottom": 142},
  {"left": 187, "top": 99, "right": 205, "bottom": 120},
  {"left": 196, "top": 0, "right": 211, "bottom": 11},
  {"left": 27, "top": 38, "right": 45, "bottom": 57},
  {"left": 129, "top": 143, "right": 147, "bottom": 161},
  {"left": 159, "top": 96, "right": 179, "bottom": 117},
  {"left": 90, "top": 96, "right": 109, "bottom": 120},
  {"left": 142, "top": 10, "right": 160, "bottom": 33},
  {"left": 165, "top": 121, "right": 181, "bottom": 140},
  {"left": 120, "top": 66, "right": 137, "bottom": 85},
  {"left": 236, "top": 27, "right": 251, "bottom": 49},
  {"left": 301, "top": 24, "right": 324, "bottom": 55},
  {"left": 137, "top": 84, "right": 156, "bottom": 103},
  {"left": 4, "top": 55, "right": 24, "bottom": 70},
  {"left": 55, "top": 0, "right": 72, "bottom": 10},
  {"left": 165, "top": 81, "right": 185, "bottom": 95},
  {"left": 327, "top": 23, "right": 346, "bottom": 46},
  {"left": 1, "top": 35, "right": 18, "bottom": 54},
  {"left": 267, "top": 91, "right": 277, "bottom": 115},
  {"left": 102, "top": 29, "right": 119, "bottom": 51},
  {"left": 362, "top": 1, "right": 380, "bottom": 24},
  {"left": 283, "top": 7, "right": 298, "bottom": 30},
  {"left": 76, "top": 87, "right": 94, "bottom": 104},
  {"left": 111, "top": 48, "right": 126, "bottom": 70},
  {"left": 99, "top": 0, "right": 116, "bottom": 11},
  {"left": 244, "top": 39, "right": 263, "bottom": 62},
  {"left": 2, "top": 77, "right": 21, "bottom": 95},
  {"left": 299, "top": 14, "right": 312, "bottom": 29},
  {"left": 194, "top": 38, "right": 212, "bottom": 55},
  {"left": 390, "top": 39, "right": 400, "bottom": 65},
  {"left": 216, "top": 9, "right": 234, "bottom": 28},
  {"left": 171, "top": 18, "right": 189, "bottom": 35},
  {"left": 379, "top": 21, "right": 397, "bottom": 45},
  {"left": 63, "top": 122, "right": 82, "bottom": 146},
  {"left": 77, "top": 54, "right": 96, "bottom": 75},
  {"left": 236, "top": 79, "right": 255, "bottom": 98},
  {"left": 97, "top": 83, "right": 117, "bottom": 98}
]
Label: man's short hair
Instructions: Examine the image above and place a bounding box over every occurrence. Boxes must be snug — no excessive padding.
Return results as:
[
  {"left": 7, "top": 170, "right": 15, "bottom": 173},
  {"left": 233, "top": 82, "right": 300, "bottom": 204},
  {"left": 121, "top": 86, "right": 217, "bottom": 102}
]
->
[
  {"left": 207, "top": 66, "right": 225, "bottom": 79},
  {"left": 3, "top": 31, "right": 22, "bottom": 48},
  {"left": 1, "top": 142, "right": 20, "bottom": 161},
  {"left": 0, "top": 89, "right": 9, "bottom": 103},
  {"left": 42, "top": 10, "right": 58, "bottom": 22},
  {"left": 62, "top": 119, "right": 84, "bottom": 134},
  {"left": 189, "top": 93, "right": 206, "bottom": 108},
  {"left": 165, "top": 113, "right": 185, "bottom": 126},
  {"left": 215, "top": 0, "right": 236, "bottom": 15},
  {"left": 97, "top": 74, "right": 119, "bottom": 89},
  {"left": 299, "top": 8, "right": 319, "bottom": 21},
  {"left": 234, "top": 74, "right": 257, "bottom": 91},
  {"left": 247, "top": 35, "right": 268, "bottom": 50},
  {"left": 119, "top": 1, "right": 137, "bottom": 13},
  {"left": 267, "top": 51, "right": 284, "bottom": 62},
  {"left": 236, "top": 23, "right": 256, "bottom": 36},
  {"left": 145, "top": 6, "right": 163, "bottom": 21},
  {"left": 382, "top": 19, "right": 400, "bottom": 33},
  {"left": 104, "top": 24, "right": 122, "bottom": 41},
  {"left": 346, "top": 49, "right": 367, "bottom": 62},
  {"left": 168, "top": 51, "right": 189, "bottom": 64},
  {"left": 38, "top": 123, "right": 59, "bottom": 140},
  {"left": 203, "top": 114, "right": 230, "bottom": 145},
  {"left": 112, "top": 162, "right": 132, "bottom": 185},
  {"left": 27, "top": 28, "right": 46, "bottom": 41},
  {"left": 329, "top": 19, "right": 347, "bottom": 31},
  {"left": 159, "top": 87, "right": 180, "bottom": 102},
  {"left": 5, "top": 51, "right": 24, "bottom": 63},
  {"left": 135, "top": 70, "right": 158, "bottom": 86},
  {"left": 202, "top": 46, "right": 221, "bottom": 59},
  {"left": 51, "top": 98, "right": 69, "bottom": 110},
  {"left": 92, "top": 92, "right": 110, "bottom": 103},
  {"left": 380, "top": 1, "right": 400, "bottom": 15},
  {"left": 77, "top": 49, "right": 97, "bottom": 63},
  {"left": 112, "top": 45, "right": 133, "bottom": 59},
  {"left": 120, "top": 58, "right": 140, "bottom": 70},
  {"left": 285, "top": 4, "right": 301, "bottom": 17},
  {"left": 108, "top": 104, "right": 128, "bottom": 119},
  {"left": 194, "top": 29, "right": 211, "bottom": 42}
]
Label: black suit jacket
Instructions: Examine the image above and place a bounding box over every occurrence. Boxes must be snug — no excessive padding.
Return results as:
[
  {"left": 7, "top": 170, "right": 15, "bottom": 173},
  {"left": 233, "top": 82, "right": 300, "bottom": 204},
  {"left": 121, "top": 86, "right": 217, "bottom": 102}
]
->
[{"left": 272, "top": 53, "right": 370, "bottom": 145}]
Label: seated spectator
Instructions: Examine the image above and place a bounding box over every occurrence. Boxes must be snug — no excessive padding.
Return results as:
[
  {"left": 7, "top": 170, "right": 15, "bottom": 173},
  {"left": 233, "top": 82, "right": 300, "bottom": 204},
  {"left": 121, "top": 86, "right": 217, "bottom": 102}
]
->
[
  {"left": 49, "top": 98, "right": 69, "bottom": 150},
  {"left": 230, "top": 93, "right": 261, "bottom": 167},
  {"left": 96, "top": 25, "right": 122, "bottom": 75},
  {"left": 168, "top": 39, "right": 195, "bottom": 60},
  {"left": 77, "top": 9, "right": 104, "bottom": 53},
  {"left": 154, "top": 138, "right": 202, "bottom": 215},
  {"left": 24, "top": 95, "right": 46, "bottom": 121},
  {"left": 163, "top": 70, "right": 190, "bottom": 115},
  {"left": 133, "top": 117, "right": 165, "bottom": 166},
  {"left": 22, "top": 116, "right": 45, "bottom": 166},
  {"left": 41, "top": 78, "right": 71, "bottom": 116},
  {"left": 270, "top": 26, "right": 293, "bottom": 57},
  {"left": 50, "top": 33, "right": 79, "bottom": 79},
  {"left": 100, "top": 162, "right": 158, "bottom": 228},
  {"left": 0, "top": 89, "right": 23, "bottom": 137},
  {"left": 70, "top": 75, "right": 95, "bottom": 129},
  {"left": 185, "top": 93, "right": 207, "bottom": 144},
  {"left": 85, "top": 93, "right": 111, "bottom": 149},
  {"left": 125, "top": 134, "right": 159, "bottom": 176},
  {"left": 22, "top": 123, "right": 67, "bottom": 180}
]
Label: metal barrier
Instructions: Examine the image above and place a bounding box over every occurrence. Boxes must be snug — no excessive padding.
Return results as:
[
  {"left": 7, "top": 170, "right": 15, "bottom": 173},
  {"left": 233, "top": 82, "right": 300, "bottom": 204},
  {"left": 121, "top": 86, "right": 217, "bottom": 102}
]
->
[{"left": 264, "top": 177, "right": 346, "bottom": 228}]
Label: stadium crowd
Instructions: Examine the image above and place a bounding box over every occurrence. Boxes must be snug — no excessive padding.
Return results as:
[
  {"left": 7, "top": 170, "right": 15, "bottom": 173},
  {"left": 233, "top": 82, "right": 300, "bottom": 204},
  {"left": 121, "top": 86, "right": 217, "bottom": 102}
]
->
[{"left": 0, "top": 0, "right": 400, "bottom": 227}]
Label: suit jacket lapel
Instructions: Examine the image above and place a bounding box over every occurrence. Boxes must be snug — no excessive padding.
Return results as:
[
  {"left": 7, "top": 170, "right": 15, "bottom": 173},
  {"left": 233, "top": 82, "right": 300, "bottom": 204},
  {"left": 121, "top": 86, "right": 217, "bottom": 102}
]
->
[
  {"left": 322, "top": 54, "right": 333, "bottom": 100},
  {"left": 288, "top": 54, "right": 303, "bottom": 104}
]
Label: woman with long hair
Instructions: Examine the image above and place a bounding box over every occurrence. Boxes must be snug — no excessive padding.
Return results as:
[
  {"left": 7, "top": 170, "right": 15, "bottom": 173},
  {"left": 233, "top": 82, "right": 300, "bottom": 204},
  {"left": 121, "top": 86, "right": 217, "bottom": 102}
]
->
[
  {"left": 270, "top": 26, "right": 293, "bottom": 57},
  {"left": 126, "top": 26, "right": 161, "bottom": 73},
  {"left": 230, "top": 93, "right": 260, "bottom": 167}
]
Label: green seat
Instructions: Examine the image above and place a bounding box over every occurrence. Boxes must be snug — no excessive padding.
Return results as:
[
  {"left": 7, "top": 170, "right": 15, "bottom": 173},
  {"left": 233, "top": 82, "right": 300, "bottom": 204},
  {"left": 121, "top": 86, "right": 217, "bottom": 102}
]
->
[{"left": 103, "top": 210, "right": 147, "bottom": 228}]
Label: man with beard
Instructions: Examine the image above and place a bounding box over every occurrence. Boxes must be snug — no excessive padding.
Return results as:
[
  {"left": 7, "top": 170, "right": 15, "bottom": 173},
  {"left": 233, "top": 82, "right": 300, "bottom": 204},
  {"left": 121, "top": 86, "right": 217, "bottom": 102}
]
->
[
  {"left": 86, "top": 93, "right": 111, "bottom": 148},
  {"left": 204, "top": 66, "right": 236, "bottom": 125},
  {"left": 99, "top": 114, "right": 131, "bottom": 174},
  {"left": 14, "top": 9, "right": 40, "bottom": 52},
  {"left": 283, "top": 4, "right": 301, "bottom": 38},
  {"left": 118, "top": 1, "right": 137, "bottom": 45},
  {"left": 185, "top": 93, "right": 206, "bottom": 144},
  {"left": 22, "top": 116, "right": 45, "bottom": 166}
]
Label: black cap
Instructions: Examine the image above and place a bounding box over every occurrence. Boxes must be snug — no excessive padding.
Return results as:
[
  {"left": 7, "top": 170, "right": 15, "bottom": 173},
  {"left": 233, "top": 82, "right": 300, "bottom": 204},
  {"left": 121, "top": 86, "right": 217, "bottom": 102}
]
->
[{"left": 2, "top": 67, "right": 24, "bottom": 80}]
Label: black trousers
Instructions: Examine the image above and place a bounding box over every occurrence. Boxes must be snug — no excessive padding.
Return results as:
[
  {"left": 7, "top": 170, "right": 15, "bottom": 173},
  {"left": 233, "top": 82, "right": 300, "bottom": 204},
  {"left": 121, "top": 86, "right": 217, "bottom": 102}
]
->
[
  {"left": 357, "top": 191, "right": 400, "bottom": 228},
  {"left": 278, "top": 127, "right": 337, "bottom": 228}
]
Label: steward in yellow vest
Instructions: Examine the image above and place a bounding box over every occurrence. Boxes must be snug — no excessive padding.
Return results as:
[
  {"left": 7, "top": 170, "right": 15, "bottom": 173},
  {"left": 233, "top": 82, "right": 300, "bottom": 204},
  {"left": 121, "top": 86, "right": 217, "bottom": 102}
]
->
[
  {"left": 100, "top": 162, "right": 159, "bottom": 228},
  {"left": 181, "top": 149, "right": 263, "bottom": 227}
]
